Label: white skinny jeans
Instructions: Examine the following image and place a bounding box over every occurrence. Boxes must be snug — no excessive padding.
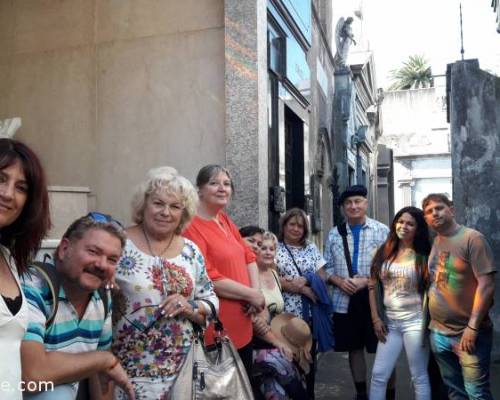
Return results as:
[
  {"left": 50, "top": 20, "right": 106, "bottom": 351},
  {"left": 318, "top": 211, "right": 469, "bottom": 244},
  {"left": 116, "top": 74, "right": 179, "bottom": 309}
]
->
[{"left": 370, "top": 317, "right": 430, "bottom": 400}]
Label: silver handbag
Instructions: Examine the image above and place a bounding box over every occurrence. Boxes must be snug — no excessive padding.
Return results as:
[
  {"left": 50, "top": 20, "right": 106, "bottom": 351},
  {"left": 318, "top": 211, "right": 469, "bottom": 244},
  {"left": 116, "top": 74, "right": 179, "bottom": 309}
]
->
[{"left": 169, "top": 300, "right": 254, "bottom": 400}]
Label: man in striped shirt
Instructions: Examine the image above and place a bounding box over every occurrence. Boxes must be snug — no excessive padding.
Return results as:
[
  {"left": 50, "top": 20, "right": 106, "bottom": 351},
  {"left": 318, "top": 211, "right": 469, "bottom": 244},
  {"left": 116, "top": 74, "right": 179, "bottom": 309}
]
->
[
  {"left": 21, "top": 215, "right": 135, "bottom": 399},
  {"left": 324, "top": 185, "right": 391, "bottom": 400}
]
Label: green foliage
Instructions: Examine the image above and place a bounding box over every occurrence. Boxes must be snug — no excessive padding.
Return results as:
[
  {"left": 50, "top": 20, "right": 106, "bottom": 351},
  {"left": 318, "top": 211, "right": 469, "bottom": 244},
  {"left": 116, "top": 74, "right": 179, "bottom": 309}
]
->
[{"left": 388, "top": 55, "right": 434, "bottom": 90}]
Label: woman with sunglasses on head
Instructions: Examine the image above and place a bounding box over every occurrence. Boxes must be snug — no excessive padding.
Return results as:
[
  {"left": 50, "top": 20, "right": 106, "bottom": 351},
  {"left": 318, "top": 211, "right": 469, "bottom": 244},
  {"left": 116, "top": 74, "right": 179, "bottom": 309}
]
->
[
  {"left": 0, "top": 138, "right": 50, "bottom": 399},
  {"left": 183, "top": 164, "right": 265, "bottom": 377},
  {"left": 111, "top": 167, "right": 218, "bottom": 399},
  {"left": 369, "top": 207, "right": 431, "bottom": 400},
  {"left": 252, "top": 231, "right": 309, "bottom": 400}
]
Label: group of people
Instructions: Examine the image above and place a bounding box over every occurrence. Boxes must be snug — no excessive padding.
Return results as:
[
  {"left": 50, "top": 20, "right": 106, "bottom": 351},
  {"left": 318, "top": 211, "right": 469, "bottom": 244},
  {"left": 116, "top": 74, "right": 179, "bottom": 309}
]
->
[{"left": 0, "top": 137, "right": 496, "bottom": 400}]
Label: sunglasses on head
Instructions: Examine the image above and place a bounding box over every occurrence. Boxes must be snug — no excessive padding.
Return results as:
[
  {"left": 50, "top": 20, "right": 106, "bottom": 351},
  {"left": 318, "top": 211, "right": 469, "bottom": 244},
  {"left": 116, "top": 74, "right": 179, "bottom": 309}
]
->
[{"left": 86, "top": 212, "right": 124, "bottom": 230}]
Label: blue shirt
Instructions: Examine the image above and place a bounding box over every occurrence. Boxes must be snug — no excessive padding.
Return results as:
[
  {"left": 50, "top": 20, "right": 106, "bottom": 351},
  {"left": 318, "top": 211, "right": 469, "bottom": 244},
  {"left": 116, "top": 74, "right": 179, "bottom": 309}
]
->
[{"left": 349, "top": 224, "right": 363, "bottom": 275}]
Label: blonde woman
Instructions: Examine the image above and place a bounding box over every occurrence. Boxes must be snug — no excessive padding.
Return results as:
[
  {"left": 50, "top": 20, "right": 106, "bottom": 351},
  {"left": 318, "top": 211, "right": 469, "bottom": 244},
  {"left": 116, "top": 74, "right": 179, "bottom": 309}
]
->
[
  {"left": 112, "top": 167, "right": 218, "bottom": 399},
  {"left": 252, "top": 232, "right": 309, "bottom": 400}
]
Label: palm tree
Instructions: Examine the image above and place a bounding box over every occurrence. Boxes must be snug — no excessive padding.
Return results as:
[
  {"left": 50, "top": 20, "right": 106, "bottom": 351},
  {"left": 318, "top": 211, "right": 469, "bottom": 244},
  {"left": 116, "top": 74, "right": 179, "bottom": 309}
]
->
[{"left": 388, "top": 55, "right": 433, "bottom": 90}]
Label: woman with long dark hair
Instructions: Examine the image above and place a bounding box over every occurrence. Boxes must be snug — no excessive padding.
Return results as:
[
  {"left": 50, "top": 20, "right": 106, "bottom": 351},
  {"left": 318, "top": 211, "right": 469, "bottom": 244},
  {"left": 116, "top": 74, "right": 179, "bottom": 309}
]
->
[
  {"left": 0, "top": 138, "right": 51, "bottom": 399},
  {"left": 369, "top": 206, "right": 431, "bottom": 400}
]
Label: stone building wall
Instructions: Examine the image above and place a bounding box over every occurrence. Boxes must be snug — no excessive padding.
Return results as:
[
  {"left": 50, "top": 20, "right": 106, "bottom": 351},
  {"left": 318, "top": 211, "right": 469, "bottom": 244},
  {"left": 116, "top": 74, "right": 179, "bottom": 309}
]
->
[
  {"left": 379, "top": 82, "right": 452, "bottom": 211},
  {"left": 1, "top": 0, "right": 339, "bottom": 238},
  {"left": 448, "top": 59, "right": 500, "bottom": 357},
  {"left": 0, "top": 0, "right": 226, "bottom": 226}
]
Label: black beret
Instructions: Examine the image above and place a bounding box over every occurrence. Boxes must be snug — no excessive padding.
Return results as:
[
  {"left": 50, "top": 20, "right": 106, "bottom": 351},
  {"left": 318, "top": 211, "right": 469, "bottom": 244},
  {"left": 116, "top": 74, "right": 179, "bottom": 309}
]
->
[{"left": 338, "top": 185, "right": 367, "bottom": 205}]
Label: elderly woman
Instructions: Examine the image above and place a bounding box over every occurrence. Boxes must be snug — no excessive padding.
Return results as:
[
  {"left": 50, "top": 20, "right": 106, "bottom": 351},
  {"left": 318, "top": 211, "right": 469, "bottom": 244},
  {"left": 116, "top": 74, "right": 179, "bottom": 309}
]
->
[
  {"left": 0, "top": 139, "right": 50, "bottom": 400},
  {"left": 276, "top": 208, "right": 327, "bottom": 399},
  {"left": 252, "top": 232, "right": 309, "bottom": 400},
  {"left": 183, "top": 164, "right": 265, "bottom": 376},
  {"left": 112, "top": 167, "right": 218, "bottom": 399}
]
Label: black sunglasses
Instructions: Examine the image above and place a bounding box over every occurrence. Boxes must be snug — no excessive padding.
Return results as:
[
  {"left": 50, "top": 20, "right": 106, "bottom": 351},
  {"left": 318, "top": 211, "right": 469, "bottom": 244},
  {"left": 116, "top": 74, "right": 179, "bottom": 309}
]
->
[{"left": 117, "top": 304, "right": 164, "bottom": 335}]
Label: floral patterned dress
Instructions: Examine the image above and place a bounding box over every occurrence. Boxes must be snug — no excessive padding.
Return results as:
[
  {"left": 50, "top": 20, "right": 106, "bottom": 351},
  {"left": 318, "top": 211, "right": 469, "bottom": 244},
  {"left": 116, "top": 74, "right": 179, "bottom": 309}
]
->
[
  {"left": 276, "top": 242, "right": 326, "bottom": 319},
  {"left": 112, "top": 238, "right": 218, "bottom": 400}
]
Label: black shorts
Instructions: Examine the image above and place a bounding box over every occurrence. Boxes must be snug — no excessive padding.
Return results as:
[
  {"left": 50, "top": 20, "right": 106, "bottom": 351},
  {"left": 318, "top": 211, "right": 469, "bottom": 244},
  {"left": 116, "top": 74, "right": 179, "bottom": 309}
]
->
[{"left": 333, "top": 288, "right": 378, "bottom": 353}]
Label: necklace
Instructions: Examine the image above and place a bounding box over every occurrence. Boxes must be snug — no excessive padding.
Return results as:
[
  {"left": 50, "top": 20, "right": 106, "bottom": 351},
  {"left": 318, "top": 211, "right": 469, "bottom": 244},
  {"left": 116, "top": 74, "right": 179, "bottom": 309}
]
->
[{"left": 142, "top": 225, "right": 175, "bottom": 258}]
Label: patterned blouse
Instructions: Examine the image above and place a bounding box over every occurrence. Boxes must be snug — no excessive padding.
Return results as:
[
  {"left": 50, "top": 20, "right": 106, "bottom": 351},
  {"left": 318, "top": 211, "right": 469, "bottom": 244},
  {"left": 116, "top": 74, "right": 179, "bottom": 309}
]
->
[
  {"left": 112, "top": 238, "right": 218, "bottom": 400},
  {"left": 276, "top": 242, "right": 326, "bottom": 319}
]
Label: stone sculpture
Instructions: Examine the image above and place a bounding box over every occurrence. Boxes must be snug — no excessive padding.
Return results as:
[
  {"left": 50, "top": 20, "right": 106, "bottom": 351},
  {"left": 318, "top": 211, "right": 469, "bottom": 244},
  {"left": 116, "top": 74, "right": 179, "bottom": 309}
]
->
[
  {"left": 334, "top": 17, "right": 356, "bottom": 70},
  {"left": 0, "top": 117, "right": 22, "bottom": 138}
]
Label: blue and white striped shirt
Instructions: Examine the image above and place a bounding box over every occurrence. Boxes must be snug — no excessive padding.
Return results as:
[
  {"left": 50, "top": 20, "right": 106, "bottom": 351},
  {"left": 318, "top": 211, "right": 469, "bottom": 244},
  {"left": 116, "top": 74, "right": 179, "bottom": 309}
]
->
[
  {"left": 22, "top": 266, "right": 111, "bottom": 351},
  {"left": 324, "top": 217, "right": 389, "bottom": 313}
]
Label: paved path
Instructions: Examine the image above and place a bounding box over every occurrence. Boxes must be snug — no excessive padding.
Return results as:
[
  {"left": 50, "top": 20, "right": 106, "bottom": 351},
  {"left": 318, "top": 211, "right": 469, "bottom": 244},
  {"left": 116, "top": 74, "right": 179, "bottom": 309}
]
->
[{"left": 315, "top": 351, "right": 500, "bottom": 399}]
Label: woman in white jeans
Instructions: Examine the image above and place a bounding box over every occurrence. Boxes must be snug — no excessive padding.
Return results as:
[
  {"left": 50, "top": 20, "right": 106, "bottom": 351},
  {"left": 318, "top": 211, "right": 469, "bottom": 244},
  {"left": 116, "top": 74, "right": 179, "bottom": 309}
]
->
[{"left": 368, "top": 206, "right": 431, "bottom": 400}]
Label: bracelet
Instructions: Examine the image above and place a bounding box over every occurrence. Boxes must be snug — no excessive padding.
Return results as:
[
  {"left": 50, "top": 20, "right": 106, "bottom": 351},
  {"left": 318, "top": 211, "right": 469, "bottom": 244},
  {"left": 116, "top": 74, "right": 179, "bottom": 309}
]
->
[
  {"left": 109, "top": 355, "right": 120, "bottom": 370},
  {"left": 467, "top": 324, "right": 479, "bottom": 332}
]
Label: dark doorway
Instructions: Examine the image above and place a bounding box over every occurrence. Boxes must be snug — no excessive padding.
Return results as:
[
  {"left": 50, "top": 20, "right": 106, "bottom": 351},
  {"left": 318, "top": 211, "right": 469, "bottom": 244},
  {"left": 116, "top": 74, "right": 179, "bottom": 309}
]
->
[
  {"left": 284, "top": 106, "right": 305, "bottom": 210},
  {"left": 268, "top": 74, "right": 281, "bottom": 234}
]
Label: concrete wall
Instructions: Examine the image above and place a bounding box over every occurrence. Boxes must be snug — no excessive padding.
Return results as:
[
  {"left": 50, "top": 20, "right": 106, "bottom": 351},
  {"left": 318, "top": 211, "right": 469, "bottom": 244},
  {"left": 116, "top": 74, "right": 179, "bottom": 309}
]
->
[
  {"left": 0, "top": 0, "right": 225, "bottom": 225},
  {"left": 448, "top": 60, "right": 500, "bottom": 357}
]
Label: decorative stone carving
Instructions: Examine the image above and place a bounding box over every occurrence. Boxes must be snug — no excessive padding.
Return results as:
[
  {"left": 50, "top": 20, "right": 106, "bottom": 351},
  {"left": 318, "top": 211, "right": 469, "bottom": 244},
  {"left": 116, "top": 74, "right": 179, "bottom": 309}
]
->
[
  {"left": 0, "top": 118, "right": 22, "bottom": 138},
  {"left": 334, "top": 17, "right": 356, "bottom": 71}
]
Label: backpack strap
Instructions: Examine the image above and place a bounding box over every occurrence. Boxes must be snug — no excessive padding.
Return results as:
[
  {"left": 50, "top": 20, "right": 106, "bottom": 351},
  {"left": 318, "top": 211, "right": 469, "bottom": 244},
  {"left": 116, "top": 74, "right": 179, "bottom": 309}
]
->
[
  {"left": 337, "top": 223, "right": 354, "bottom": 278},
  {"left": 29, "top": 261, "right": 61, "bottom": 327}
]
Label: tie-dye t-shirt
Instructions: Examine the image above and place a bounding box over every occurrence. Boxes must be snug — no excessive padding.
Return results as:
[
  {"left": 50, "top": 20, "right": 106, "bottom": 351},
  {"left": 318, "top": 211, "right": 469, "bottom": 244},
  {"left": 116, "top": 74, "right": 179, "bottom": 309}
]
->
[{"left": 428, "top": 226, "right": 496, "bottom": 335}]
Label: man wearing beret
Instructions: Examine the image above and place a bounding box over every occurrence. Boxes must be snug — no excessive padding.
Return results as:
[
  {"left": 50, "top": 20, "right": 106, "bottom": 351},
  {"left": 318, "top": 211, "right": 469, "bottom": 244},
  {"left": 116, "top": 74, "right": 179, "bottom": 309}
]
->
[{"left": 324, "top": 185, "right": 392, "bottom": 400}]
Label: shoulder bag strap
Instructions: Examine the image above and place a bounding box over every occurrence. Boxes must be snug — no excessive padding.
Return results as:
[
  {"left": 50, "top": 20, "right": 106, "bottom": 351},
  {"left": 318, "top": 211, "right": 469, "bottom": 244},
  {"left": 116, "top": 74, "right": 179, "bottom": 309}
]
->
[
  {"left": 283, "top": 243, "right": 303, "bottom": 276},
  {"left": 198, "top": 298, "right": 224, "bottom": 333},
  {"left": 271, "top": 269, "right": 282, "bottom": 290},
  {"left": 338, "top": 223, "right": 354, "bottom": 278}
]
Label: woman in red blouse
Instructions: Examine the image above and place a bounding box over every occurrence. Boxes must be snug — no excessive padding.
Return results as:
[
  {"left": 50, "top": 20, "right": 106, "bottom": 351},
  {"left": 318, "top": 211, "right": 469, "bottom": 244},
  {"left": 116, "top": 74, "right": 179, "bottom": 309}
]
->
[{"left": 183, "top": 164, "right": 265, "bottom": 375}]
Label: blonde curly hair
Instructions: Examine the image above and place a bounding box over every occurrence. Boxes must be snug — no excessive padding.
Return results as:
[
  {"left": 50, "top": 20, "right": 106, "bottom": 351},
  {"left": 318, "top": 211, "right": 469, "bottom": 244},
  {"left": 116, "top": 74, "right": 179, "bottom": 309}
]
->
[{"left": 131, "top": 166, "right": 198, "bottom": 234}]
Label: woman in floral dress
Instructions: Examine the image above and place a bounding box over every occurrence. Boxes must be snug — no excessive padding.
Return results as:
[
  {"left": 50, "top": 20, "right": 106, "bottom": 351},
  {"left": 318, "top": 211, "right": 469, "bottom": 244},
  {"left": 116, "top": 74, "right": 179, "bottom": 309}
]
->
[
  {"left": 275, "top": 208, "right": 327, "bottom": 399},
  {"left": 112, "top": 167, "right": 218, "bottom": 400}
]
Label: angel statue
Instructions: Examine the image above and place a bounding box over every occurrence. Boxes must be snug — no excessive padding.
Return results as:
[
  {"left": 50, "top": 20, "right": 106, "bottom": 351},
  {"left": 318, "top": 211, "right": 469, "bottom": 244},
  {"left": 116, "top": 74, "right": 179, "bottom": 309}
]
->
[{"left": 334, "top": 17, "right": 356, "bottom": 70}]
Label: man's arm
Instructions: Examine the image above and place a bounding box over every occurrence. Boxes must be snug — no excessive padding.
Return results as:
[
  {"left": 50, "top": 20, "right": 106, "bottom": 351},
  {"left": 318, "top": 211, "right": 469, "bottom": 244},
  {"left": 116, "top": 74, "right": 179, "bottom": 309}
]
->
[
  {"left": 21, "top": 341, "right": 115, "bottom": 385},
  {"left": 460, "top": 273, "right": 496, "bottom": 353},
  {"left": 21, "top": 342, "right": 134, "bottom": 398}
]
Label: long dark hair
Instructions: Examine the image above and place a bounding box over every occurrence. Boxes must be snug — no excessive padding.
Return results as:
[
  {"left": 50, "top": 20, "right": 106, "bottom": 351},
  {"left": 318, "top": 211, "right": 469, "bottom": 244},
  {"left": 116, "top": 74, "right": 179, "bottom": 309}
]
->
[
  {"left": 0, "top": 139, "right": 51, "bottom": 274},
  {"left": 370, "top": 206, "right": 430, "bottom": 293}
]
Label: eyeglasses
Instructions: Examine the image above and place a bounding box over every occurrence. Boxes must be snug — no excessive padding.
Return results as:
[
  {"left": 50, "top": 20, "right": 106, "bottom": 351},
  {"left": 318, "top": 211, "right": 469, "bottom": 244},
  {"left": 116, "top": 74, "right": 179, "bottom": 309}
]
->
[
  {"left": 86, "top": 212, "right": 124, "bottom": 230},
  {"left": 117, "top": 304, "right": 163, "bottom": 335}
]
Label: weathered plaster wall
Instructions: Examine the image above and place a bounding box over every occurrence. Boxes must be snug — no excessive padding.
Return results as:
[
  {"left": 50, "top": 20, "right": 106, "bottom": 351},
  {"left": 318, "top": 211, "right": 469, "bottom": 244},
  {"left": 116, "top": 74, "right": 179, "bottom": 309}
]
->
[
  {"left": 448, "top": 60, "right": 500, "bottom": 356},
  {"left": 0, "top": 0, "right": 225, "bottom": 225},
  {"left": 379, "top": 82, "right": 452, "bottom": 211}
]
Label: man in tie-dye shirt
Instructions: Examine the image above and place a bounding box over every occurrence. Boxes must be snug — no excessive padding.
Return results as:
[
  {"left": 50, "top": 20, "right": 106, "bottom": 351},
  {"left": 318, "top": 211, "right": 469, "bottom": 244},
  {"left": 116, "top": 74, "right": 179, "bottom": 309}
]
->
[{"left": 423, "top": 193, "right": 496, "bottom": 400}]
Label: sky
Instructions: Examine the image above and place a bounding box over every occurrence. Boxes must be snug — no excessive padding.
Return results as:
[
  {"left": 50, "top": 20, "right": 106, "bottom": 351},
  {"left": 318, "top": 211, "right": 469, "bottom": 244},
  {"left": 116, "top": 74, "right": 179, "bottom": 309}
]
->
[{"left": 349, "top": 0, "right": 500, "bottom": 88}]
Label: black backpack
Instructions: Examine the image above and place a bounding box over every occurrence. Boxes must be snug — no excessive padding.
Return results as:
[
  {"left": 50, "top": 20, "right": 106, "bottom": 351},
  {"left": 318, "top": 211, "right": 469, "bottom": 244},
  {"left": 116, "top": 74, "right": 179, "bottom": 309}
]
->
[{"left": 28, "top": 258, "right": 110, "bottom": 327}]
